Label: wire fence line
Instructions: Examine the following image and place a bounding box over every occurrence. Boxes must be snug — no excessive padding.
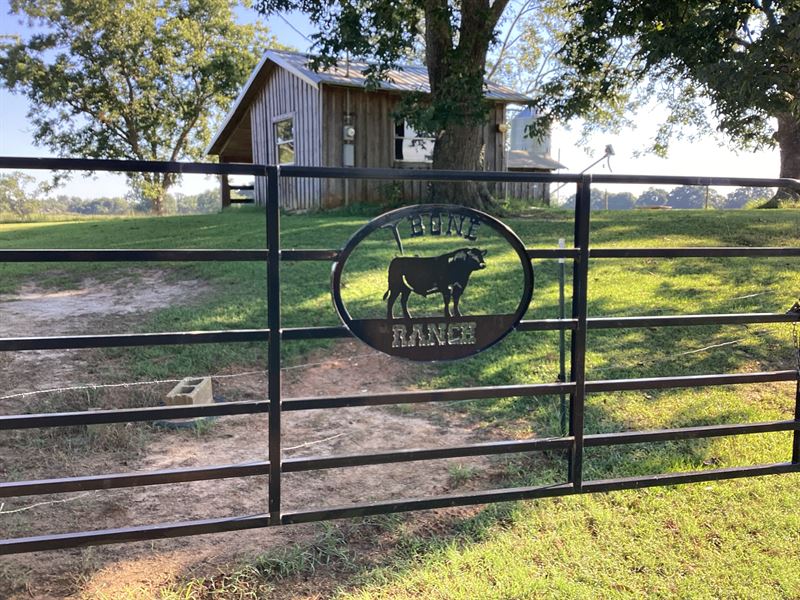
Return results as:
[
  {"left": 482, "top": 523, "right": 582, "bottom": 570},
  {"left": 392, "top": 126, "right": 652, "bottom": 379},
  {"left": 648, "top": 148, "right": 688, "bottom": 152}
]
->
[
  {"left": 586, "top": 318, "right": 799, "bottom": 378},
  {"left": 1, "top": 325, "right": 793, "bottom": 403},
  {"left": 0, "top": 492, "right": 96, "bottom": 516},
  {"left": 0, "top": 352, "right": 383, "bottom": 402},
  {"left": 1, "top": 285, "right": 794, "bottom": 403}
]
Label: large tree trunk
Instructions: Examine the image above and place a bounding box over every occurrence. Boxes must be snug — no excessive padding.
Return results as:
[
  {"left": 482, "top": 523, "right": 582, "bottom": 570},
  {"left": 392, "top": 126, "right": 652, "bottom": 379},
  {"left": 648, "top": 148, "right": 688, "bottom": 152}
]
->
[
  {"left": 423, "top": 0, "right": 507, "bottom": 212},
  {"left": 430, "top": 123, "right": 494, "bottom": 209},
  {"left": 762, "top": 113, "right": 800, "bottom": 207},
  {"left": 137, "top": 172, "right": 174, "bottom": 215}
]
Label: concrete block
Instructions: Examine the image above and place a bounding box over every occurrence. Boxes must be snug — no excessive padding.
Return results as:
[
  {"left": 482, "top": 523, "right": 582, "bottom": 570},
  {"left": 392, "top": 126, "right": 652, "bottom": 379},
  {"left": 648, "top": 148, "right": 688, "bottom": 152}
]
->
[{"left": 166, "top": 377, "right": 213, "bottom": 406}]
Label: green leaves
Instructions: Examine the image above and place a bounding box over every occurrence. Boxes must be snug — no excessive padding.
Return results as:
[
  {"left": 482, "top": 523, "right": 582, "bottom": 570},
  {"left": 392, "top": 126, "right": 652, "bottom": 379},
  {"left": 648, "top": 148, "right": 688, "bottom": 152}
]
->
[
  {"left": 0, "top": 0, "right": 279, "bottom": 212},
  {"left": 255, "top": 0, "right": 506, "bottom": 186},
  {"left": 531, "top": 0, "right": 800, "bottom": 167}
]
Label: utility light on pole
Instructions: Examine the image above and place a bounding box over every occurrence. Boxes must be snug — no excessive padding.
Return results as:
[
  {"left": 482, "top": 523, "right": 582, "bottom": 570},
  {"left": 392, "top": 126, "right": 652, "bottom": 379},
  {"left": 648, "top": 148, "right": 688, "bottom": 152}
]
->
[{"left": 552, "top": 144, "right": 615, "bottom": 198}]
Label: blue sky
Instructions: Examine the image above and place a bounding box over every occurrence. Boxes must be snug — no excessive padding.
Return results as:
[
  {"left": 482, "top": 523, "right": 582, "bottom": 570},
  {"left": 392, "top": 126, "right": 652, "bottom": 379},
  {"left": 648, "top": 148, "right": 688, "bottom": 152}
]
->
[{"left": 0, "top": 0, "right": 781, "bottom": 199}]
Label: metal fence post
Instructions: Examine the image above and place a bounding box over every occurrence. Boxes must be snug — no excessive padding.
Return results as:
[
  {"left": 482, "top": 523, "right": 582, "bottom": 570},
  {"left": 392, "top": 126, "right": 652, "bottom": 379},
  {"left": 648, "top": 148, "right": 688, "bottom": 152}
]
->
[
  {"left": 793, "top": 379, "right": 800, "bottom": 463},
  {"left": 568, "top": 175, "right": 591, "bottom": 489},
  {"left": 558, "top": 238, "right": 567, "bottom": 436},
  {"left": 266, "top": 165, "right": 282, "bottom": 524}
]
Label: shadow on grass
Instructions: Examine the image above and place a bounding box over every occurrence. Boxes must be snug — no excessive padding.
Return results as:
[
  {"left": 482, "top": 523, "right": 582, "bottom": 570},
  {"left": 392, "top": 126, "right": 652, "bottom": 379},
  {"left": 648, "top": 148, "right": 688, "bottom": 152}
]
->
[{"left": 3, "top": 208, "right": 799, "bottom": 597}]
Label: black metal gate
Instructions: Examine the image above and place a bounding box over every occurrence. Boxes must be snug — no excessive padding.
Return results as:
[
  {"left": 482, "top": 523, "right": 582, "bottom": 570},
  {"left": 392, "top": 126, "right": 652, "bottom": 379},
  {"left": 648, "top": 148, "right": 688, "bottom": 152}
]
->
[{"left": 1, "top": 156, "right": 799, "bottom": 555}]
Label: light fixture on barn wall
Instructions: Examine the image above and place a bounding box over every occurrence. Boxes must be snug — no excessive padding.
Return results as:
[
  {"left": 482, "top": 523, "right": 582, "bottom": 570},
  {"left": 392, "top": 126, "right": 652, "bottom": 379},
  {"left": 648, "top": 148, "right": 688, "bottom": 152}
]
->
[
  {"left": 343, "top": 100, "right": 355, "bottom": 207},
  {"left": 343, "top": 112, "right": 355, "bottom": 168}
]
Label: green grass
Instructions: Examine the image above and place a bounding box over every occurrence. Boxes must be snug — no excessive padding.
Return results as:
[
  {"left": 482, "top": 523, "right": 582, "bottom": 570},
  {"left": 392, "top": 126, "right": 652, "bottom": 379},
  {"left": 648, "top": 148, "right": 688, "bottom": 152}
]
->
[{"left": 2, "top": 207, "right": 800, "bottom": 598}]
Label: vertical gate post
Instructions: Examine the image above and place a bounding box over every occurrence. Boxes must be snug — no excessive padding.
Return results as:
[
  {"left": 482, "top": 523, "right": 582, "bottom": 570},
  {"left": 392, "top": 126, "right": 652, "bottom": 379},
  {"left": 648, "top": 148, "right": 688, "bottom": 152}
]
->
[
  {"left": 558, "top": 238, "right": 567, "bottom": 436},
  {"left": 221, "top": 172, "right": 232, "bottom": 209},
  {"left": 568, "top": 175, "right": 591, "bottom": 489},
  {"left": 793, "top": 379, "right": 800, "bottom": 463},
  {"left": 266, "top": 165, "right": 282, "bottom": 525}
]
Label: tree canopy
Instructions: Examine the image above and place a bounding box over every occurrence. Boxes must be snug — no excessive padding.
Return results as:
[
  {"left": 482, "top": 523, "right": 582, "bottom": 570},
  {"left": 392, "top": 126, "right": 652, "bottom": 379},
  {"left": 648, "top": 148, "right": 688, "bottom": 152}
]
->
[
  {"left": 531, "top": 0, "right": 800, "bottom": 204},
  {"left": 667, "top": 185, "right": 724, "bottom": 209},
  {"left": 0, "top": 0, "right": 274, "bottom": 213},
  {"left": 256, "top": 0, "right": 517, "bottom": 209},
  {"left": 724, "top": 186, "right": 776, "bottom": 208},
  {"left": 635, "top": 187, "right": 669, "bottom": 207},
  {"left": 0, "top": 172, "right": 39, "bottom": 216},
  {"left": 488, "top": 0, "right": 640, "bottom": 143}
]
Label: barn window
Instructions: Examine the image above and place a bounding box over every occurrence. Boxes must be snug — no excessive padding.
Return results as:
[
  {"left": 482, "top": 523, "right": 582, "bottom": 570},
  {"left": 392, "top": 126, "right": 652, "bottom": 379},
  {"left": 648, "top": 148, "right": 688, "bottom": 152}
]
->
[
  {"left": 394, "top": 120, "right": 434, "bottom": 163},
  {"left": 274, "top": 117, "right": 295, "bottom": 164}
]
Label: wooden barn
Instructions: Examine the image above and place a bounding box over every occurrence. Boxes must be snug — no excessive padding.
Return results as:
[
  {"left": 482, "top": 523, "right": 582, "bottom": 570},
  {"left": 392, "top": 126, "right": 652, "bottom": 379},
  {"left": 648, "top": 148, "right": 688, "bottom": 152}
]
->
[{"left": 206, "top": 50, "right": 560, "bottom": 211}]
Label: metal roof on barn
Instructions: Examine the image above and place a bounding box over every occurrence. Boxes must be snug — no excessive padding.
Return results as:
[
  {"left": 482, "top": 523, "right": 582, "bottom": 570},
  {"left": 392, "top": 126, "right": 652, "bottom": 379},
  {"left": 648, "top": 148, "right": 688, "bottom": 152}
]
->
[
  {"left": 207, "top": 49, "right": 532, "bottom": 156},
  {"left": 507, "top": 149, "right": 565, "bottom": 171},
  {"left": 268, "top": 50, "right": 532, "bottom": 103}
]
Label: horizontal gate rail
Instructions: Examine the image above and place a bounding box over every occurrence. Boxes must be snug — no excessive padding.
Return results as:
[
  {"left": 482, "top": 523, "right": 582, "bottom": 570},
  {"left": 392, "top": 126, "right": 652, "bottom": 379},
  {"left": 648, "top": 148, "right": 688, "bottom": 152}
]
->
[
  {"left": 279, "top": 165, "right": 800, "bottom": 191},
  {"left": 0, "top": 462, "right": 270, "bottom": 498},
  {"left": 1, "top": 372, "right": 793, "bottom": 430},
  {"left": 528, "top": 248, "right": 582, "bottom": 259},
  {"left": 283, "top": 462, "right": 800, "bottom": 525},
  {"left": 517, "top": 319, "right": 579, "bottom": 331},
  {"left": 0, "top": 329, "right": 270, "bottom": 351},
  {"left": 584, "top": 370, "right": 797, "bottom": 393},
  {"left": 0, "top": 249, "right": 267, "bottom": 262},
  {"left": 7, "top": 418, "right": 796, "bottom": 500},
  {"left": 0, "top": 249, "right": 341, "bottom": 262},
  {"left": 6, "top": 156, "right": 800, "bottom": 189},
  {"left": 591, "top": 247, "right": 800, "bottom": 258},
  {"left": 585, "top": 419, "right": 800, "bottom": 446},
  {"left": 0, "top": 514, "right": 274, "bottom": 555},
  {"left": 282, "top": 325, "right": 352, "bottom": 340},
  {"left": 3, "top": 247, "right": 798, "bottom": 263},
  {"left": 2, "top": 312, "right": 796, "bottom": 352},
  {"left": 0, "top": 156, "right": 270, "bottom": 176},
  {"left": 282, "top": 370, "right": 795, "bottom": 411},
  {"left": 282, "top": 249, "right": 340, "bottom": 261},
  {"left": 283, "top": 437, "right": 574, "bottom": 472},
  {"left": 282, "top": 381, "right": 576, "bottom": 411},
  {"left": 0, "top": 400, "right": 270, "bottom": 430},
  {"left": 5, "top": 461, "right": 798, "bottom": 555},
  {"left": 285, "top": 313, "right": 800, "bottom": 339},
  {"left": 588, "top": 173, "right": 800, "bottom": 189},
  {"left": 582, "top": 462, "right": 800, "bottom": 491},
  {"left": 588, "top": 312, "right": 800, "bottom": 328}
]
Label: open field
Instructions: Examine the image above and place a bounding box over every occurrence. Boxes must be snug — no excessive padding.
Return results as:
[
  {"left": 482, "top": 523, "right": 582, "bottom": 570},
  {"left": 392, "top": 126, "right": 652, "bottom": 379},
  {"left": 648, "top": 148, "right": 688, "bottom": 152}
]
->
[{"left": 1, "top": 206, "right": 799, "bottom": 598}]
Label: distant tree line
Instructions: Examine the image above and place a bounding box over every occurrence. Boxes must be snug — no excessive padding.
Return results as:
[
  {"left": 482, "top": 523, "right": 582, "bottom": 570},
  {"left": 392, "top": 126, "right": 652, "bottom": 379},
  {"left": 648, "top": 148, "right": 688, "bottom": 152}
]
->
[
  {"left": 1, "top": 0, "right": 272, "bottom": 214},
  {"left": 0, "top": 172, "right": 221, "bottom": 218},
  {"left": 560, "top": 186, "right": 776, "bottom": 210}
]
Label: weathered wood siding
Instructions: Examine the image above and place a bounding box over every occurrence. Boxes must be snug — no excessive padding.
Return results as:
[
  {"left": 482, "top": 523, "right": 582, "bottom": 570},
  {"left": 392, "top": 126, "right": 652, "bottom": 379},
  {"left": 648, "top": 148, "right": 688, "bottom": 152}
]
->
[
  {"left": 320, "top": 86, "right": 507, "bottom": 207},
  {"left": 482, "top": 104, "right": 506, "bottom": 198},
  {"left": 504, "top": 176, "right": 551, "bottom": 204},
  {"left": 320, "top": 86, "right": 416, "bottom": 206},
  {"left": 248, "top": 71, "right": 509, "bottom": 209},
  {"left": 251, "top": 65, "right": 322, "bottom": 211},
  {"left": 482, "top": 104, "right": 506, "bottom": 173}
]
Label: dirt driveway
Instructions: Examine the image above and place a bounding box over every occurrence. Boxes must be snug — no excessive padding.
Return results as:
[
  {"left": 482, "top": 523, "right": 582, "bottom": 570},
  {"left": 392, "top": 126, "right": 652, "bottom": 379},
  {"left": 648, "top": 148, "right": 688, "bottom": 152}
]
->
[{"left": 0, "top": 272, "right": 498, "bottom": 598}]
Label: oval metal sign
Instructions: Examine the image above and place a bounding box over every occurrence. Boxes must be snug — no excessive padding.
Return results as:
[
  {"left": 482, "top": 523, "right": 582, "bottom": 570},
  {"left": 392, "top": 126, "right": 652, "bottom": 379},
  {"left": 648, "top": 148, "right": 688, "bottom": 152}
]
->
[{"left": 332, "top": 204, "right": 534, "bottom": 361}]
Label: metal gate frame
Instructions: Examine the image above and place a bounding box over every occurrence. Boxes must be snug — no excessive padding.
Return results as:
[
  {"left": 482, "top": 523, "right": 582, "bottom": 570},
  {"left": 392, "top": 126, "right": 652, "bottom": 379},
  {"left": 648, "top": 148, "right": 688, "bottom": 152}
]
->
[{"left": 1, "top": 156, "right": 799, "bottom": 555}]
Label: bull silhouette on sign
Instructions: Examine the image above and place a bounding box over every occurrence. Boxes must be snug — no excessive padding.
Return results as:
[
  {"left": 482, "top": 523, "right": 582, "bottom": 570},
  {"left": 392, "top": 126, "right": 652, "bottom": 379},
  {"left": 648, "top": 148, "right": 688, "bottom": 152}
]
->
[{"left": 383, "top": 248, "right": 487, "bottom": 319}]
